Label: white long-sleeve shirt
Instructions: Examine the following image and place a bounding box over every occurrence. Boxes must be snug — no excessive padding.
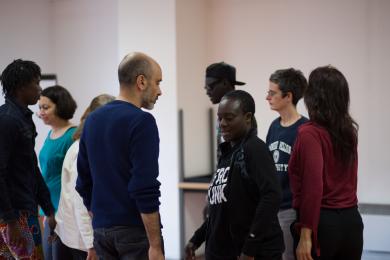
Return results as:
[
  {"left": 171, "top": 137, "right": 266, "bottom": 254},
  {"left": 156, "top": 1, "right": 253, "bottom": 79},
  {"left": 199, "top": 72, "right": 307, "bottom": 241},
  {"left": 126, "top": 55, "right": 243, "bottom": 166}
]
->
[{"left": 55, "top": 140, "right": 93, "bottom": 251}]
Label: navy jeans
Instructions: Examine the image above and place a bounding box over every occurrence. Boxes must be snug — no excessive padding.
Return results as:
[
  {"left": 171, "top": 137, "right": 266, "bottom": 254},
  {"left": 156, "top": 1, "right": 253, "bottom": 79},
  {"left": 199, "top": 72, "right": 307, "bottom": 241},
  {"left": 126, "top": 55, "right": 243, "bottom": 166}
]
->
[{"left": 94, "top": 226, "right": 155, "bottom": 260}]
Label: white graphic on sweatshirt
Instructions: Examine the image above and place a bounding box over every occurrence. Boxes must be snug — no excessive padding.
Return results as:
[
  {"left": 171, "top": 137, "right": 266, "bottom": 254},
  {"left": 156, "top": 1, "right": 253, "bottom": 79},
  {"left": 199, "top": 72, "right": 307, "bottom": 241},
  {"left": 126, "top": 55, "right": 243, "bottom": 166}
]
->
[
  {"left": 208, "top": 167, "right": 229, "bottom": 205},
  {"left": 269, "top": 141, "right": 291, "bottom": 172},
  {"left": 273, "top": 150, "right": 280, "bottom": 163}
]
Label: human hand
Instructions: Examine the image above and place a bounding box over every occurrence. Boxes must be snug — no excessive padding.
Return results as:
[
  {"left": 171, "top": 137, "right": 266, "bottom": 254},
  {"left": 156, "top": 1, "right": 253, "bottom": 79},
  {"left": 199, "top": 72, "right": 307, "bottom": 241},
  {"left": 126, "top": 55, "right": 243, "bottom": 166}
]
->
[
  {"left": 87, "top": 248, "right": 98, "bottom": 260},
  {"left": 47, "top": 232, "right": 59, "bottom": 244},
  {"left": 148, "top": 245, "right": 164, "bottom": 260},
  {"left": 46, "top": 214, "right": 58, "bottom": 243},
  {"left": 6, "top": 220, "right": 25, "bottom": 249},
  {"left": 46, "top": 214, "right": 56, "bottom": 231},
  {"left": 184, "top": 241, "right": 197, "bottom": 260},
  {"left": 296, "top": 236, "right": 313, "bottom": 260}
]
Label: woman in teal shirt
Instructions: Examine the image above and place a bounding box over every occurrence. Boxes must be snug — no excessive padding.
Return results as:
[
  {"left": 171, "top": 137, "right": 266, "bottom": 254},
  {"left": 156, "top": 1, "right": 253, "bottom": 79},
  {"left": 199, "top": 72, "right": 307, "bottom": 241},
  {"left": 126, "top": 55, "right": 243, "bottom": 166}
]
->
[{"left": 38, "top": 85, "right": 77, "bottom": 260}]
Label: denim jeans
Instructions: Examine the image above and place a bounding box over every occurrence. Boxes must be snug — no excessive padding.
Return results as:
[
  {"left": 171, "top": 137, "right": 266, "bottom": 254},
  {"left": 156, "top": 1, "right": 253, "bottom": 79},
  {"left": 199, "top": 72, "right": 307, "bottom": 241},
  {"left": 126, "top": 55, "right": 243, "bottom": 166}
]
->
[
  {"left": 93, "top": 226, "right": 150, "bottom": 260},
  {"left": 43, "top": 218, "right": 72, "bottom": 260}
]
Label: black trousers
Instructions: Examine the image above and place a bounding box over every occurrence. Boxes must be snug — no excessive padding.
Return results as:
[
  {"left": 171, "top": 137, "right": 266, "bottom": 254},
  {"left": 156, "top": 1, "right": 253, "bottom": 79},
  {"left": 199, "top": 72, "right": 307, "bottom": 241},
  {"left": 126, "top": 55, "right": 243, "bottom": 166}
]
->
[{"left": 292, "top": 206, "right": 364, "bottom": 260}]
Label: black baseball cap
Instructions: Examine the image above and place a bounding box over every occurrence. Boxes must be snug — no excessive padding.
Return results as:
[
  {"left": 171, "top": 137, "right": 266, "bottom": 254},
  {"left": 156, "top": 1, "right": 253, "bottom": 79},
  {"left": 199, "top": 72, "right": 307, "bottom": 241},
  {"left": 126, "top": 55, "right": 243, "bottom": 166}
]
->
[{"left": 206, "top": 62, "right": 245, "bottom": 86}]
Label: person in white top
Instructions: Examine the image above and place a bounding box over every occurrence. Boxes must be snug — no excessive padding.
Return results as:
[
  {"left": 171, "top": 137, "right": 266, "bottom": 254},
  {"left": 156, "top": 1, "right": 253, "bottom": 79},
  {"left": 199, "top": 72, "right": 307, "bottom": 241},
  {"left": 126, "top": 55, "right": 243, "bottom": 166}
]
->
[{"left": 55, "top": 94, "right": 115, "bottom": 260}]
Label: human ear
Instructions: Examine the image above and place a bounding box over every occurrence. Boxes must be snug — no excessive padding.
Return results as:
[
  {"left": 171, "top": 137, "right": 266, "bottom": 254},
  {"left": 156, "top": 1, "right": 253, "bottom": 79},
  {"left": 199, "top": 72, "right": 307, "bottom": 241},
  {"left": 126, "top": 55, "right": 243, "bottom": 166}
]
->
[
  {"left": 136, "top": 74, "right": 147, "bottom": 90},
  {"left": 245, "top": 112, "right": 252, "bottom": 123},
  {"left": 286, "top": 92, "right": 293, "bottom": 101},
  {"left": 222, "top": 79, "right": 234, "bottom": 89}
]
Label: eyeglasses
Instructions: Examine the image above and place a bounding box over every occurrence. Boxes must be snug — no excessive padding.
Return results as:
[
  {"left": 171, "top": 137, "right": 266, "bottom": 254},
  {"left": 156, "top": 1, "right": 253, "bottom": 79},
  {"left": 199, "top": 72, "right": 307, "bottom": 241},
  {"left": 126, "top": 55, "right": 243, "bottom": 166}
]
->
[
  {"left": 266, "top": 90, "right": 280, "bottom": 97},
  {"left": 205, "top": 79, "right": 221, "bottom": 90}
]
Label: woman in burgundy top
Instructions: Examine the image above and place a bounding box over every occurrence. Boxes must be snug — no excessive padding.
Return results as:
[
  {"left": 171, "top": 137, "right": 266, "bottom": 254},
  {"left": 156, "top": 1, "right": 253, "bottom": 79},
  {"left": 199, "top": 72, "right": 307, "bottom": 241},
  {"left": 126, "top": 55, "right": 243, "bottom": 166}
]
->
[{"left": 288, "top": 66, "right": 363, "bottom": 260}]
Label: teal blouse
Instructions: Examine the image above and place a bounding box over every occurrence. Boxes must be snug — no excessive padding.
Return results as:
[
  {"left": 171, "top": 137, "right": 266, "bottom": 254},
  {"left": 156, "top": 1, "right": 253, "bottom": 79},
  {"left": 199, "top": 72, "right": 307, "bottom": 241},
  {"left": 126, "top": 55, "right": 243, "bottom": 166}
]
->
[{"left": 39, "top": 127, "right": 76, "bottom": 214}]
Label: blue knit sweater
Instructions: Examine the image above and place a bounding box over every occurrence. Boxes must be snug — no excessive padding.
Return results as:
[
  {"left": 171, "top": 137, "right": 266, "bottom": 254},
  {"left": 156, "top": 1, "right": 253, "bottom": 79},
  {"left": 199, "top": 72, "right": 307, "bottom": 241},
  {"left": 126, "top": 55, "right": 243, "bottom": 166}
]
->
[{"left": 76, "top": 100, "right": 161, "bottom": 229}]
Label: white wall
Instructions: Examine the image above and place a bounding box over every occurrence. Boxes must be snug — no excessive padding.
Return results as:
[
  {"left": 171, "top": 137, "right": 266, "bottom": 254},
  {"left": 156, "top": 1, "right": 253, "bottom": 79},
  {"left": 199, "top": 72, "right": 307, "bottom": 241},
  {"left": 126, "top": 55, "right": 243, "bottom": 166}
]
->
[
  {"left": 1, "top": 0, "right": 181, "bottom": 258},
  {"left": 0, "top": 0, "right": 54, "bottom": 149},
  {"left": 2, "top": 0, "right": 390, "bottom": 257},
  {"left": 204, "top": 0, "right": 390, "bottom": 205},
  {"left": 178, "top": 1, "right": 390, "bottom": 253},
  {"left": 118, "top": 0, "right": 180, "bottom": 258},
  {"left": 362, "top": 0, "right": 390, "bottom": 204},
  {"left": 177, "top": 0, "right": 212, "bottom": 178},
  {"left": 0, "top": 0, "right": 53, "bottom": 74},
  {"left": 363, "top": 214, "right": 390, "bottom": 252},
  {"left": 0, "top": 0, "right": 119, "bottom": 152},
  {"left": 50, "top": 0, "right": 118, "bottom": 122}
]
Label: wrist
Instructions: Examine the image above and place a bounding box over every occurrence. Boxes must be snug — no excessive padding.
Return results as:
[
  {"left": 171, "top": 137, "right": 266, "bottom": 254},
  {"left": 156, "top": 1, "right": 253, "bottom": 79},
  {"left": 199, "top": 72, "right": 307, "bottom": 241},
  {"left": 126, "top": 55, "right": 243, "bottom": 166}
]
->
[
  {"left": 187, "top": 241, "right": 195, "bottom": 248},
  {"left": 149, "top": 243, "right": 163, "bottom": 252},
  {"left": 300, "top": 227, "right": 312, "bottom": 240},
  {"left": 150, "top": 242, "right": 162, "bottom": 248}
]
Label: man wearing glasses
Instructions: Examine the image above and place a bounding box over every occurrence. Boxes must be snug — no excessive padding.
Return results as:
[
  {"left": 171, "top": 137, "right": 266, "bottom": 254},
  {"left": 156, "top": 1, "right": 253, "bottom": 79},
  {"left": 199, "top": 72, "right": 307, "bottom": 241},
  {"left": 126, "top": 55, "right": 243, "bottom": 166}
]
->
[
  {"left": 204, "top": 62, "right": 247, "bottom": 146},
  {"left": 265, "top": 68, "right": 308, "bottom": 260},
  {"left": 184, "top": 62, "right": 246, "bottom": 259},
  {"left": 204, "top": 62, "right": 246, "bottom": 105}
]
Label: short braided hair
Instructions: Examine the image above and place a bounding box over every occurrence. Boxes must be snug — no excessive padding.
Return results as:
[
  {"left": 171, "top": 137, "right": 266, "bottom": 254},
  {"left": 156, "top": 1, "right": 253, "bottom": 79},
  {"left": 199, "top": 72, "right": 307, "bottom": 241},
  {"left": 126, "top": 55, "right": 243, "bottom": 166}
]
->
[{"left": 1, "top": 59, "right": 41, "bottom": 98}]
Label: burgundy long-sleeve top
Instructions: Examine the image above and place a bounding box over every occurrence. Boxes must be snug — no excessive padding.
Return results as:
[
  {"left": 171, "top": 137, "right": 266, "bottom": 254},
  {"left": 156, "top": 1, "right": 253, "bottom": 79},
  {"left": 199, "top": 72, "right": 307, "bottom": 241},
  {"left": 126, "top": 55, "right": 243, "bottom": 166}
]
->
[{"left": 288, "top": 122, "right": 358, "bottom": 255}]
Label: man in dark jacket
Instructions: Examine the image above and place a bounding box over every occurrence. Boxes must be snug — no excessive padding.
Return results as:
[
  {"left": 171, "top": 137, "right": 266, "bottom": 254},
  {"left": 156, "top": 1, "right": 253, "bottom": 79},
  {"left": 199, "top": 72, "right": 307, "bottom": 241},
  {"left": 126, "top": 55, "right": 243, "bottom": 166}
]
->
[
  {"left": 0, "top": 59, "right": 56, "bottom": 259},
  {"left": 184, "top": 63, "right": 247, "bottom": 258}
]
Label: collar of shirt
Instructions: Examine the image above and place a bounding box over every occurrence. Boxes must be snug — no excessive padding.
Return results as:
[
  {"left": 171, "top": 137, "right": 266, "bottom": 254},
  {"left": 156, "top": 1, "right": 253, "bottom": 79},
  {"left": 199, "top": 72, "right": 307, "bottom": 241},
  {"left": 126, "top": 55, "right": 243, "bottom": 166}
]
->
[{"left": 6, "top": 98, "right": 34, "bottom": 118}]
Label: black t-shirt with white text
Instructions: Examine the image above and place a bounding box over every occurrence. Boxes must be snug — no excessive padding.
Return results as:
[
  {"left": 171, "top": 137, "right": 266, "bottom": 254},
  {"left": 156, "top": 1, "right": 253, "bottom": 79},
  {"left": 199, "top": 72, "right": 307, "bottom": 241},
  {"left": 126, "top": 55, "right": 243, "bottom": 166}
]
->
[{"left": 205, "top": 144, "right": 238, "bottom": 260}]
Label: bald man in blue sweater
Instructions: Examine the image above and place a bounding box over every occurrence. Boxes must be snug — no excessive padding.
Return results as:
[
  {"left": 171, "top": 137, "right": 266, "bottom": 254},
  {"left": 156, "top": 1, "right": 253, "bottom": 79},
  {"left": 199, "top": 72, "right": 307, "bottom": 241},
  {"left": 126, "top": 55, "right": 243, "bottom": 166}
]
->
[{"left": 76, "top": 52, "right": 164, "bottom": 260}]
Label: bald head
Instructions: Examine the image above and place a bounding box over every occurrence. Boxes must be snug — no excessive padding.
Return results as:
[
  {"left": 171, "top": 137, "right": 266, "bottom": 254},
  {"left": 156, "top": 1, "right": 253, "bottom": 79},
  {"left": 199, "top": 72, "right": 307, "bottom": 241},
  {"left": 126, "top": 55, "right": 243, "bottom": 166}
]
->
[{"left": 118, "top": 52, "right": 159, "bottom": 86}]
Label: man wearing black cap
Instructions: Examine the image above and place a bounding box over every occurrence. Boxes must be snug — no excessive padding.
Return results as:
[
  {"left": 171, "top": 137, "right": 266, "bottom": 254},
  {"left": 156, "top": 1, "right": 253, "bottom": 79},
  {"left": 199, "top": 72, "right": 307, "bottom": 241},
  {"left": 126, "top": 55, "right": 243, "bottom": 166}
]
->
[
  {"left": 205, "top": 62, "right": 245, "bottom": 104},
  {"left": 205, "top": 62, "right": 246, "bottom": 146},
  {"left": 184, "top": 62, "right": 246, "bottom": 259}
]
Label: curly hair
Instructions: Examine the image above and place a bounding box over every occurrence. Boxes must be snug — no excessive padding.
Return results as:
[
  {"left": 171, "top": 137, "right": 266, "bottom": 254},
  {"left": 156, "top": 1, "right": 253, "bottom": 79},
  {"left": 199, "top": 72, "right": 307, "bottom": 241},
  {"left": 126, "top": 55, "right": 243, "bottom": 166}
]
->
[{"left": 1, "top": 59, "right": 41, "bottom": 98}]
